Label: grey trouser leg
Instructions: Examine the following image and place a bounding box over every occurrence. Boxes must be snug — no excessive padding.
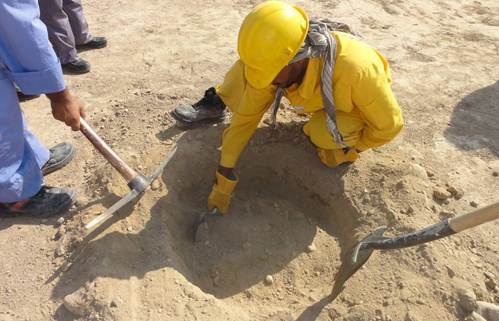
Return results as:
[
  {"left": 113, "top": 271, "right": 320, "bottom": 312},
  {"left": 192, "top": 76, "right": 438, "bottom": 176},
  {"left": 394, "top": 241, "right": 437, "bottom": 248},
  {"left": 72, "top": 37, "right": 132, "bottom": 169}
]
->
[
  {"left": 63, "top": 0, "right": 92, "bottom": 45},
  {"left": 39, "top": 0, "right": 92, "bottom": 64}
]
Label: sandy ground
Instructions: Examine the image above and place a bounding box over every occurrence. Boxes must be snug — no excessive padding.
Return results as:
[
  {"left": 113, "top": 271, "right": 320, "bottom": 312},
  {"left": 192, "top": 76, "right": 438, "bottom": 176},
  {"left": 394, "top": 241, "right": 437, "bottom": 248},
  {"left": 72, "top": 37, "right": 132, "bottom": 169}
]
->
[{"left": 1, "top": 0, "right": 498, "bottom": 320}]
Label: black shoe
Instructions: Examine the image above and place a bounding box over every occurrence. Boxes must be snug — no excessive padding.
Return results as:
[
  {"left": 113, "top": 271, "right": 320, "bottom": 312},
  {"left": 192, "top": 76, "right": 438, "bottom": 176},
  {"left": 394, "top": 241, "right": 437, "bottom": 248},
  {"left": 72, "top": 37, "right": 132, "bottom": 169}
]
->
[
  {"left": 17, "top": 91, "right": 40, "bottom": 102},
  {"left": 0, "top": 186, "right": 76, "bottom": 218},
  {"left": 170, "top": 87, "right": 226, "bottom": 126},
  {"left": 77, "top": 36, "right": 107, "bottom": 50},
  {"left": 62, "top": 58, "right": 91, "bottom": 75},
  {"left": 42, "top": 142, "right": 76, "bottom": 176}
]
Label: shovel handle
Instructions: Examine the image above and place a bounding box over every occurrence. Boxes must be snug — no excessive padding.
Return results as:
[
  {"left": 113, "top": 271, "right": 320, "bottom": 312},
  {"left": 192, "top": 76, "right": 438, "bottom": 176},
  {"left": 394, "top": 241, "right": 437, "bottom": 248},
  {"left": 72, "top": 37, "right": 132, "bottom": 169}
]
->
[
  {"left": 449, "top": 201, "right": 499, "bottom": 233},
  {"left": 79, "top": 117, "right": 138, "bottom": 182},
  {"left": 360, "top": 201, "right": 499, "bottom": 251}
]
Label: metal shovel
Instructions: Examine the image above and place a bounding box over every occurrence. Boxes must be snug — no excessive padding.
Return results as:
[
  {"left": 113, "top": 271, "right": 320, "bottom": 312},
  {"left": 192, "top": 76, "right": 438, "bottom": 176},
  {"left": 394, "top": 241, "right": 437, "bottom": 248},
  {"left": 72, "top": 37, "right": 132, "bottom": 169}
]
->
[
  {"left": 330, "top": 201, "right": 499, "bottom": 300},
  {"left": 79, "top": 117, "right": 176, "bottom": 232}
]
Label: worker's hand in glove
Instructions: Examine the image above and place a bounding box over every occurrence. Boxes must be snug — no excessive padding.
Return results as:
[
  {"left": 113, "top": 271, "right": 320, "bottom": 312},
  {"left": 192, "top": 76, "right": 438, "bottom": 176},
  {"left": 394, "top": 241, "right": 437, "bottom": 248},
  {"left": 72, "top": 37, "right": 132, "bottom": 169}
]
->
[
  {"left": 207, "top": 170, "right": 238, "bottom": 214},
  {"left": 47, "top": 88, "right": 86, "bottom": 131},
  {"left": 317, "top": 148, "right": 359, "bottom": 168}
]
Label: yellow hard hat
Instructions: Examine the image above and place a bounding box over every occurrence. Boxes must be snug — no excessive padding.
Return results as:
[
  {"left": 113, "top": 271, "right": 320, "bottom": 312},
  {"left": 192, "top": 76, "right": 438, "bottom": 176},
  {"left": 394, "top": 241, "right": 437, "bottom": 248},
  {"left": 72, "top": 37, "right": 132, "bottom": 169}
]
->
[{"left": 238, "top": 1, "right": 309, "bottom": 89}]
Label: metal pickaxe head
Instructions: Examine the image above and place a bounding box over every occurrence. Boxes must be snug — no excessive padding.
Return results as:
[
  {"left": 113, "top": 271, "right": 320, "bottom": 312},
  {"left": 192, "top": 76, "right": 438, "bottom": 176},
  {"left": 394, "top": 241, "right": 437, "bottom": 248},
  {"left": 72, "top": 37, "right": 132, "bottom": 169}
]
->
[{"left": 79, "top": 118, "right": 176, "bottom": 233}]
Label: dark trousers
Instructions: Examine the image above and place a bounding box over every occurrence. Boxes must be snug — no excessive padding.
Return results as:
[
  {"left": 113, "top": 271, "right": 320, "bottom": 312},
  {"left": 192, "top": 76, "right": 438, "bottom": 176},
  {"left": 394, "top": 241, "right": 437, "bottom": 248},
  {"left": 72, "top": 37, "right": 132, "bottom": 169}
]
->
[{"left": 39, "top": 0, "right": 92, "bottom": 64}]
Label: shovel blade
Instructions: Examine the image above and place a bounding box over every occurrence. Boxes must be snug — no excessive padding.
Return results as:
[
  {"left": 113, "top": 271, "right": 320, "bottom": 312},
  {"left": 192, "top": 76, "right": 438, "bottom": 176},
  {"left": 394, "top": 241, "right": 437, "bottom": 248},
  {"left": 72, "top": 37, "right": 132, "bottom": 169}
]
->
[{"left": 330, "top": 227, "right": 387, "bottom": 300}]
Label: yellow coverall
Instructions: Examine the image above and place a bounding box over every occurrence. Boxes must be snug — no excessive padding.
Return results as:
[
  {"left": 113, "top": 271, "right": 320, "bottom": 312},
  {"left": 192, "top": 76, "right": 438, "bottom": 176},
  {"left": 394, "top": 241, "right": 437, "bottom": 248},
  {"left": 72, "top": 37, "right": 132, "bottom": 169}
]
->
[{"left": 216, "top": 32, "right": 404, "bottom": 168}]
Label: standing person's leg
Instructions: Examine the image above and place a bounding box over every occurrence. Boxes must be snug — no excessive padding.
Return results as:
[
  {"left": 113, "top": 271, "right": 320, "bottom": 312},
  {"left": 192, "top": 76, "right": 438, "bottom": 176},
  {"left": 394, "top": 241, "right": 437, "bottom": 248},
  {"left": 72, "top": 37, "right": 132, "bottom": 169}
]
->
[
  {"left": 0, "top": 79, "right": 46, "bottom": 203},
  {"left": 39, "top": 0, "right": 91, "bottom": 74},
  {"left": 39, "top": 0, "right": 78, "bottom": 65},
  {"left": 0, "top": 78, "right": 76, "bottom": 216},
  {"left": 61, "top": 0, "right": 92, "bottom": 45}
]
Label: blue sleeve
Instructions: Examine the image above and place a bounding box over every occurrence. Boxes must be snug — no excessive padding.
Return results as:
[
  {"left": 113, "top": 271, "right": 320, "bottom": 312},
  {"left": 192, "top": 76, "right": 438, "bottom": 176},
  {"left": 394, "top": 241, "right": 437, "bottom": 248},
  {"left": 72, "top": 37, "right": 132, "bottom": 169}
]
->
[{"left": 0, "top": 0, "right": 65, "bottom": 95}]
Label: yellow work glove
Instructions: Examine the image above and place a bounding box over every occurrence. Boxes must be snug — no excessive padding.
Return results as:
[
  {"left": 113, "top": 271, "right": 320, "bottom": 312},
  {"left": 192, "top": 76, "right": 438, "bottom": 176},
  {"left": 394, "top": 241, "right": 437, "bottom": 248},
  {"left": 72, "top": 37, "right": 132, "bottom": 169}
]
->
[
  {"left": 207, "top": 171, "right": 238, "bottom": 214},
  {"left": 317, "top": 148, "right": 359, "bottom": 168}
]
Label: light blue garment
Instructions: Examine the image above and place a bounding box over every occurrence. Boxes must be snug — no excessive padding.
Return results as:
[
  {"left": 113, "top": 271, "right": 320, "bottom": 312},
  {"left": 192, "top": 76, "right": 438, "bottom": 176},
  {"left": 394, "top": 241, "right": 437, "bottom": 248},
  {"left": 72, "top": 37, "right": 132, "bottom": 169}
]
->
[{"left": 0, "top": 0, "right": 66, "bottom": 203}]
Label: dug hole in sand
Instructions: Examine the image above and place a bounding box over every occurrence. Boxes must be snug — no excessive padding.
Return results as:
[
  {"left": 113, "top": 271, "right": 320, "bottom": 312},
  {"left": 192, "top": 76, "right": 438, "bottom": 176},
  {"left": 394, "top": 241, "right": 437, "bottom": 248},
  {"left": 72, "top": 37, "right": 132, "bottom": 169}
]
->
[{"left": 54, "top": 122, "right": 366, "bottom": 320}]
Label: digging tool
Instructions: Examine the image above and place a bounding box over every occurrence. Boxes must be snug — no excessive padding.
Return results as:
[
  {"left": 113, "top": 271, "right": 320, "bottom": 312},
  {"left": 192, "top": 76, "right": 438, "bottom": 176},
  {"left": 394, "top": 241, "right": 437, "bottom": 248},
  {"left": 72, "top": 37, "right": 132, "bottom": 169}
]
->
[
  {"left": 331, "top": 201, "right": 499, "bottom": 300},
  {"left": 192, "top": 208, "right": 219, "bottom": 242},
  {"left": 79, "top": 117, "right": 176, "bottom": 232}
]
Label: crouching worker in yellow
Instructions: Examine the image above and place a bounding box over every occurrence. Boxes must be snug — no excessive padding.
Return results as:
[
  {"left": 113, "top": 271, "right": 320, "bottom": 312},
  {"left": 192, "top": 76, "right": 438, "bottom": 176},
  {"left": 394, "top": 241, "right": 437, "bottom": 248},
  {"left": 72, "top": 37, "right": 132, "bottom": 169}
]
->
[{"left": 171, "top": 1, "right": 404, "bottom": 214}]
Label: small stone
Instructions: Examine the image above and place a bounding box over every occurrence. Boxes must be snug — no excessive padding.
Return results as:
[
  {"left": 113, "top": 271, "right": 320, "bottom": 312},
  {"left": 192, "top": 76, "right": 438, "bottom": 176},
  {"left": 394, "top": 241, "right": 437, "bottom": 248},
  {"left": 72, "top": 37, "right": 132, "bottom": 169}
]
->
[
  {"left": 457, "top": 287, "right": 478, "bottom": 313},
  {"left": 150, "top": 180, "right": 161, "bottom": 191},
  {"left": 470, "top": 201, "right": 479, "bottom": 208},
  {"left": 409, "top": 164, "right": 427, "bottom": 178},
  {"left": 328, "top": 308, "right": 341, "bottom": 319},
  {"left": 484, "top": 276, "right": 497, "bottom": 290},
  {"left": 476, "top": 301, "right": 499, "bottom": 321},
  {"left": 110, "top": 297, "right": 123, "bottom": 308},
  {"left": 492, "top": 171, "right": 498, "bottom": 177},
  {"left": 445, "top": 265, "right": 456, "bottom": 278},
  {"left": 54, "top": 225, "right": 66, "bottom": 240},
  {"left": 56, "top": 217, "right": 65, "bottom": 225},
  {"left": 433, "top": 187, "right": 451, "bottom": 201},
  {"left": 55, "top": 243, "right": 66, "bottom": 257},
  {"left": 63, "top": 292, "right": 89, "bottom": 317},
  {"left": 306, "top": 243, "right": 317, "bottom": 253},
  {"left": 484, "top": 271, "right": 496, "bottom": 279},
  {"left": 447, "top": 186, "right": 464, "bottom": 200},
  {"left": 264, "top": 275, "right": 274, "bottom": 285},
  {"left": 465, "top": 312, "right": 487, "bottom": 321}
]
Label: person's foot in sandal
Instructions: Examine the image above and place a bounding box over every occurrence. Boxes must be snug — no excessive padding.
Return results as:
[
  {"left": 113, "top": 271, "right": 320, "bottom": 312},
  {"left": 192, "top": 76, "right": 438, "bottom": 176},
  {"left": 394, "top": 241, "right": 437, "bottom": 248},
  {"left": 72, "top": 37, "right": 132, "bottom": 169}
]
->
[
  {"left": 0, "top": 186, "right": 76, "bottom": 217},
  {"left": 42, "top": 142, "right": 76, "bottom": 176}
]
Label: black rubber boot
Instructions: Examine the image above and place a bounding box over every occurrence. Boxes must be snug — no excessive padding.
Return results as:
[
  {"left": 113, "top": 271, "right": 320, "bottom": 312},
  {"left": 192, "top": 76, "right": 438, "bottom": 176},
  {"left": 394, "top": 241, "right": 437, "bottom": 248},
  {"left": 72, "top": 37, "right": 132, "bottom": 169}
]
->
[
  {"left": 42, "top": 142, "right": 76, "bottom": 176},
  {"left": 170, "top": 87, "right": 226, "bottom": 128},
  {"left": 77, "top": 36, "right": 108, "bottom": 50},
  {"left": 0, "top": 186, "right": 76, "bottom": 218},
  {"left": 62, "top": 57, "right": 91, "bottom": 75}
]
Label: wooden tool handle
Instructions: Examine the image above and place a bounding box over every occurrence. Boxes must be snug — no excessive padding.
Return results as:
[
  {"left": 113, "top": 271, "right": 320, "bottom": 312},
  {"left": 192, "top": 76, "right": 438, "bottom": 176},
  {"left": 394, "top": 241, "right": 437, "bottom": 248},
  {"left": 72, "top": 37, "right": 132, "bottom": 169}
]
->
[
  {"left": 449, "top": 201, "right": 499, "bottom": 233},
  {"left": 79, "top": 117, "right": 138, "bottom": 182}
]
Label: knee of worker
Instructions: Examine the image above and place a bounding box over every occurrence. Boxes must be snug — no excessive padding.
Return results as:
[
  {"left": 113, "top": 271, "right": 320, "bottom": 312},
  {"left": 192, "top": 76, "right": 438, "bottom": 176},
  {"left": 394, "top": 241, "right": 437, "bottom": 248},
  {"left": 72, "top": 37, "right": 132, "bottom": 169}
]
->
[
  {"left": 303, "top": 110, "right": 364, "bottom": 150},
  {"left": 216, "top": 60, "right": 247, "bottom": 113}
]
